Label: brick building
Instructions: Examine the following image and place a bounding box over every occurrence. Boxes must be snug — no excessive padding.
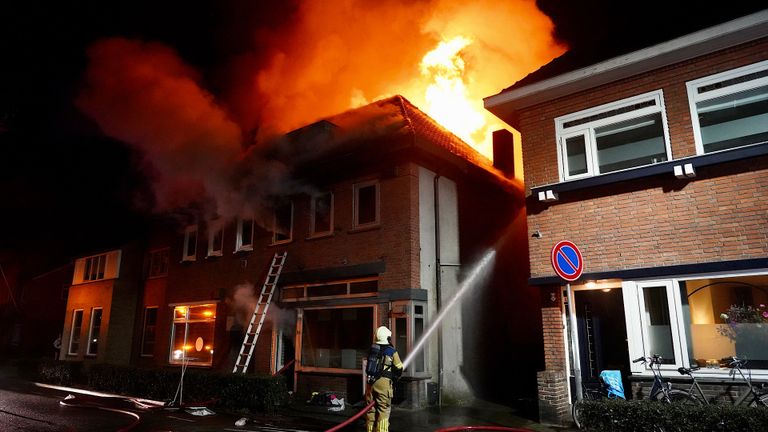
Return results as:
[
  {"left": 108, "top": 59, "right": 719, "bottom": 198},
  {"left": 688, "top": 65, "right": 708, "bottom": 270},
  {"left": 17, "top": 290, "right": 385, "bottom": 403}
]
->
[
  {"left": 485, "top": 9, "right": 768, "bottom": 425},
  {"left": 59, "top": 95, "right": 539, "bottom": 408}
]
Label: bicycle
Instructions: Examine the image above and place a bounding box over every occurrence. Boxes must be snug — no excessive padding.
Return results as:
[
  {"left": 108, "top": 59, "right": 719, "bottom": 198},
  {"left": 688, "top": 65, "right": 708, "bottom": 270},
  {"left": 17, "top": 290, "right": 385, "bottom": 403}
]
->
[
  {"left": 572, "top": 354, "right": 690, "bottom": 429},
  {"left": 665, "top": 356, "right": 768, "bottom": 407}
]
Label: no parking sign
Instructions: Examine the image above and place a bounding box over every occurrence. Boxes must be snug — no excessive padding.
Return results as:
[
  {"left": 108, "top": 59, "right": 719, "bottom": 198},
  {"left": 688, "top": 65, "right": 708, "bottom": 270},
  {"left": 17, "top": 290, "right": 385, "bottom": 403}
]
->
[{"left": 551, "top": 240, "right": 584, "bottom": 282}]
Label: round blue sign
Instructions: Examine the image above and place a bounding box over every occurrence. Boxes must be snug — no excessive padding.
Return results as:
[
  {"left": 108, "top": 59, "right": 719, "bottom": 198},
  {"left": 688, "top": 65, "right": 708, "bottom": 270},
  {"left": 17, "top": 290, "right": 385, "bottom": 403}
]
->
[{"left": 551, "top": 240, "right": 584, "bottom": 282}]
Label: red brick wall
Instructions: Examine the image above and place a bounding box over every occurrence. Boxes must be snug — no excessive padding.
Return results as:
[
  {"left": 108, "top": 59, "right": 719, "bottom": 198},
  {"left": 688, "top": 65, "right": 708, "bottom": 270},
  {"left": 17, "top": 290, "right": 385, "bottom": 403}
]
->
[{"left": 519, "top": 39, "right": 768, "bottom": 279}]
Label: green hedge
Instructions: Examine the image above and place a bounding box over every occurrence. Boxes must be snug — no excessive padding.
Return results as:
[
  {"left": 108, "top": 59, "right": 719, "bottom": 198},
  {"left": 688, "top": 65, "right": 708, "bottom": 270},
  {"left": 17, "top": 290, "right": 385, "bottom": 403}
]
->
[
  {"left": 35, "top": 361, "right": 287, "bottom": 413},
  {"left": 578, "top": 399, "right": 768, "bottom": 432}
]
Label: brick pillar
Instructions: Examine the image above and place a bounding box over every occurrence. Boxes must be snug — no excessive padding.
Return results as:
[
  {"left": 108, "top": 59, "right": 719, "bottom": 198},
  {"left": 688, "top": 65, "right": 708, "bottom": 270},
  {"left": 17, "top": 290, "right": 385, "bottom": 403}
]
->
[{"left": 537, "top": 286, "right": 571, "bottom": 425}]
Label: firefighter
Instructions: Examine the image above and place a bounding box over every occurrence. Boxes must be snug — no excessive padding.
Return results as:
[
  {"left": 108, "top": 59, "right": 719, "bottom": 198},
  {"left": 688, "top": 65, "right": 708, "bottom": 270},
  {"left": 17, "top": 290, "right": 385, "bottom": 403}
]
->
[{"left": 365, "top": 325, "right": 403, "bottom": 432}]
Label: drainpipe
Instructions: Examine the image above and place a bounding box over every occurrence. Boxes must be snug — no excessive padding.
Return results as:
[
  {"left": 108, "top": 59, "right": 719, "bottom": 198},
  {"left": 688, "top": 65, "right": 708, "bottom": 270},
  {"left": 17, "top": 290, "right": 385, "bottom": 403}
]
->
[{"left": 433, "top": 174, "right": 443, "bottom": 407}]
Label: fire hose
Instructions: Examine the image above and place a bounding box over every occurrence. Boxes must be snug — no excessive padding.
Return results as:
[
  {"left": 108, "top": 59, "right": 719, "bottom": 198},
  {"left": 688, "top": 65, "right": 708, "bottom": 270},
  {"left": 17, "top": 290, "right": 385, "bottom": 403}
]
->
[
  {"left": 59, "top": 394, "right": 142, "bottom": 432},
  {"left": 323, "top": 399, "right": 375, "bottom": 432}
]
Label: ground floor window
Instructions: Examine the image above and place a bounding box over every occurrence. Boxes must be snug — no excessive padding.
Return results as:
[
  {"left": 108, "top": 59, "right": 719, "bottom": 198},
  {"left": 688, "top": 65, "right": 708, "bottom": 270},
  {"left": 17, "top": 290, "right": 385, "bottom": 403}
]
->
[
  {"left": 624, "top": 273, "right": 768, "bottom": 374},
  {"left": 86, "top": 308, "right": 103, "bottom": 356},
  {"left": 68, "top": 309, "right": 84, "bottom": 355},
  {"left": 391, "top": 301, "right": 427, "bottom": 374},
  {"left": 141, "top": 306, "right": 158, "bottom": 357},
  {"left": 299, "top": 306, "right": 373, "bottom": 370},
  {"left": 169, "top": 303, "right": 216, "bottom": 366}
]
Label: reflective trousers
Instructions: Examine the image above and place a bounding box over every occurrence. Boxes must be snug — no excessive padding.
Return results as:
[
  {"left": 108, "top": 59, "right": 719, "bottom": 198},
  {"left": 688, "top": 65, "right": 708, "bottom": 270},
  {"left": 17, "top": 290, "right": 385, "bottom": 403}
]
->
[{"left": 365, "top": 377, "right": 393, "bottom": 432}]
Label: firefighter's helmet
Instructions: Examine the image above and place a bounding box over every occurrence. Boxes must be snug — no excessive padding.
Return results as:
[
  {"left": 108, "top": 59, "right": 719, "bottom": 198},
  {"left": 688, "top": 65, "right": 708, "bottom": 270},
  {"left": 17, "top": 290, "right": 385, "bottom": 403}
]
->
[{"left": 375, "top": 326, "right": 391, "bottom": 345}]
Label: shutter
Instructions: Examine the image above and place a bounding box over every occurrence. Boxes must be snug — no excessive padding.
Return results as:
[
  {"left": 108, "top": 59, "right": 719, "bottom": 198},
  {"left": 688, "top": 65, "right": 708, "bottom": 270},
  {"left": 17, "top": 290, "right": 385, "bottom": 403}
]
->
[
  {"left": 104, "top": 250, "right": 122, "bottom": 280},
  {"left": 72, "top": 258, "right": 86, "bottom": 285}
]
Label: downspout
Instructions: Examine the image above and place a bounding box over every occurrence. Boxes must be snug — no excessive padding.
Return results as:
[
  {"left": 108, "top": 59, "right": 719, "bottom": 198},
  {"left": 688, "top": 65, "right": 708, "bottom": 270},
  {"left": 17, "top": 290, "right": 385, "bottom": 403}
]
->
[{"left": 433, "top": 174, "right": 443, "bottom": 407}]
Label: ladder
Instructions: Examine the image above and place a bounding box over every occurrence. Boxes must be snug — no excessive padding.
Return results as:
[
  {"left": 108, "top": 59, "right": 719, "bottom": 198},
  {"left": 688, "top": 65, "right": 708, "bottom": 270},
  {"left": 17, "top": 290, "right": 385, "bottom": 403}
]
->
[{"left": 233, "top": 251, "right": 287, "bottom": 374}]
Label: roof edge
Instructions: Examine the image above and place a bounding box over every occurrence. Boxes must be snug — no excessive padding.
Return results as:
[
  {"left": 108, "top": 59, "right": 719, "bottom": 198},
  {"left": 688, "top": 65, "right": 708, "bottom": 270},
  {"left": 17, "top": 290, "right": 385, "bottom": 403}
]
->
[{"left": 484, "top": 9, "right": 768, "bottom": 113}]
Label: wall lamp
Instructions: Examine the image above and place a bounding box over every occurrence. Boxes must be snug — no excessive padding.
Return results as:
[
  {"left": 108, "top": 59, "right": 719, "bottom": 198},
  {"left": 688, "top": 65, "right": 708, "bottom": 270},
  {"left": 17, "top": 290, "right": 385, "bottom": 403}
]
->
[
  {"left": 537, "top": 189, "right": 558, "bottom": 202},
  {"left": 673, "top": 163, "right": 696, "bottom": 179}
]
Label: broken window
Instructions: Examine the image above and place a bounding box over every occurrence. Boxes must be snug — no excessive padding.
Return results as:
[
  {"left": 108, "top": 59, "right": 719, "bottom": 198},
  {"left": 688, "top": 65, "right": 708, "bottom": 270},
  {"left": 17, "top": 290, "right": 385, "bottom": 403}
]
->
[
  {"left": 311, "top": 192, "right": 333, "bottom": 236},
  {"left": 272, "top": 200, "right": 293, "bottom": 244},
  {"left": 353, "top": 181, "right": 379, "bottom": 228},
  {"left": 300, "top": 306, "right": 373, "bottom": 370},
  {"left": 207, "top": 219, "right": 223, "bottom": 257},
  {"left": 236, "top": 217, "right": 254, "bottom": 252}
]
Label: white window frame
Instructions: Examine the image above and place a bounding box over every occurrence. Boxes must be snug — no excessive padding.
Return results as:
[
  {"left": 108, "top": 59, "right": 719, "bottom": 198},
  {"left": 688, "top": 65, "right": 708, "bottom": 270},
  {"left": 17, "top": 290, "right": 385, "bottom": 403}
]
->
[
  {"left": 391, "top": 300, "right": 428, "bottom": 377},
  {"left": 182, "top": 225, "right": 198, "bottom": 262},
  {"left": 624, "top": 271, "right": 768, "bottom": 379},
  {"left": 271, "top": 200, "right": 294, "bottom": 245},
  {"left": 168, "top": 302, "right": 217, "bottom": 366},
  {"left": 68, "top": 309, "right": 84, "bottom": 355},
  {"left": 140, "top": 306, "right": 159, "bottom": 357},
  {"left": 207, "top": 219, "right": 224, "bottom": 257},
  {"left": 86, "top": 307, "right": 103, "bottom": 356},
  {"left": 310, "top": 192, "right": 334, "bottom": 237},
  {"left": 235, "top": 217, "right": 254, "bottom": 252},
  {"left": 353, "top": 180, "right": 380, "bottom": 228},
  {"left": 686, "top": 59, "right": 768, "bottom": 155},
  {"left": 555, "top": 90, "right": 672, "bottom": 181}
]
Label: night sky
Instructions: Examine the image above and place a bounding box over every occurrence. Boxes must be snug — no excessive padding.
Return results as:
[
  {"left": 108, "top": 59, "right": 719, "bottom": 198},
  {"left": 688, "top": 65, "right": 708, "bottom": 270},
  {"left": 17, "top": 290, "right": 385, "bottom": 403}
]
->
[{"left": 1, "top": 0, "right": 765, "bottom": 270}]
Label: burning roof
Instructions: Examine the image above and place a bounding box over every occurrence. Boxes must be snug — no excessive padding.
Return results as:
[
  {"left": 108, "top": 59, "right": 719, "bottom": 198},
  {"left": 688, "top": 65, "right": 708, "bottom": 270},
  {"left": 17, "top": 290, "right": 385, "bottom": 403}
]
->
[{"left": 274, "top": 95, "right": 522, "bottom": 196}]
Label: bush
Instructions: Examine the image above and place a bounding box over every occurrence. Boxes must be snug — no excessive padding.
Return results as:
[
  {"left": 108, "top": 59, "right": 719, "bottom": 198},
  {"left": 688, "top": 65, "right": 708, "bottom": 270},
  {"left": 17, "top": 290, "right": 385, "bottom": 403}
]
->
[
  {"left": 36, "top": 359, "right": 84, "bottom": 386},
  {"left": 578, "top": 399, "right": 768, "bottom": 432},
  {"left": 85, "top": 363, "right": 288, "bottom": 412}
]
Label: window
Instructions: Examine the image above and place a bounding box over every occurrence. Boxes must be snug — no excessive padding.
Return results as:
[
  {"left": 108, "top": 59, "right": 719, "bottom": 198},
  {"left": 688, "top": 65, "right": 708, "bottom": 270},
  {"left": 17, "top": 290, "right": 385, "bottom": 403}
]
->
[
  {"left": 148, "top": 248, "right": 169, "bottom": 278},
  {"left": 73, "top": 251, "right": 122, "bottom": 284},
  {"left": 310, "top": 192, "right": 334, "bottom": 237},
  {"left": 83, "top": 254, "right": 106, "bottom": 281},
  {"left": 182, "top": 225, "right": 197, "bottom": 262},
  {"left": 555, "top": 91, "right": 671, "bottom": 181},
  {"left": 300, "top": 306, "right": 373, "bottom": 370},
  {"left": 141, "top": 306, "right": 158, "bottom": 357},
  {"left": 272, "top": 200, "right": 293, "bottom": 244},
  {"left": 353, "top": 181, "right": 379, "bottom": 228},
  {"left": 282, "top": 277, "right": 378, "bottom": 302},
  {"left": 687, "top": 60, "right": 768, "bottom": 154},
  {"left": 169, "top": 303, "right": 216, "bottom": 366},
  {"left": 391, "top": 301, "right": 427, "bottom": 375},
  {"left": 68, "top": 309, "right": 84, "bottom": 355},
  {"left": 207, "top": 220, "right": 223, "bottom": 257},
  {"left": 235, "top": 217, "right": 254, "bottom": 252},
  {"left": 86, "top": 308, "right": 103, "bottom": 356},
  {"left": 625, "top": 274, "right": 768, "bottom": 374}
]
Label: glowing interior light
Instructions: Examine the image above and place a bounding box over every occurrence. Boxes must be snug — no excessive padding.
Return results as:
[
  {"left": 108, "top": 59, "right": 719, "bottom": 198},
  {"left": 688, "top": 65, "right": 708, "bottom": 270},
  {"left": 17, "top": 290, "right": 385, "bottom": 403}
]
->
[
  {"left": 202, "top": 310, "right": 213, "bottom": 317},
  {"left": 585, "top": 281, "right": 597, "bottom": 289},
  {"left": 173, "top": 349, "right": 183, "bottom": 359}
]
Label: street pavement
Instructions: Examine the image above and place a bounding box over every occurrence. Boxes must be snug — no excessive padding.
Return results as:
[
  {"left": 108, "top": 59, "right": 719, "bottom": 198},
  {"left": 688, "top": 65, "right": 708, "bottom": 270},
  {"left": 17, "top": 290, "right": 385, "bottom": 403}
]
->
[{"left": 0, "top": 362, "right": 574, "bottom": 432}]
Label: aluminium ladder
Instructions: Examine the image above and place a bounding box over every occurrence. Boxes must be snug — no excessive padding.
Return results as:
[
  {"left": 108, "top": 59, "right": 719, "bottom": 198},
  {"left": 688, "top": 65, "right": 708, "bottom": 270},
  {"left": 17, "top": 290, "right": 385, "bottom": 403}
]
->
[{"left": 233, "top": 251, "right": 288, "bottom": 373}]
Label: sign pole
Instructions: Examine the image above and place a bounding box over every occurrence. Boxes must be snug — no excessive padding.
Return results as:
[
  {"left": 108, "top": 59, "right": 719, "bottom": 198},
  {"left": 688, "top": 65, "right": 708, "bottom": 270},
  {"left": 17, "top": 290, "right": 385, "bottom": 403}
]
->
[{"left": 566, "top": 282, "right": 583, "bottom": 400}]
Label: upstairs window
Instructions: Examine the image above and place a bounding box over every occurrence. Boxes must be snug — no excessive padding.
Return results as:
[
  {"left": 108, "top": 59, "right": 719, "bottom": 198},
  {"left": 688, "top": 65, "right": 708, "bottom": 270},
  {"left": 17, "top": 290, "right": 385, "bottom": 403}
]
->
[
  {"left": 182, "top": 225, "right": 197, "bottom": 262},
  {"left": 555, "top": 91, "right": 671, "bottom": 181},
  {"left": 207, "top": 219, "right": 224, "bottom": 257},
  {"left": 272, "top": 200, "right": 293, "bottom": 244},
  {"left": 73, "top": 251, "right": 122, "bottom": 284},
  {"left": 311, "top": 192, "right": 334, "bottom": 237},
  {"left": 353, "top": 181, "right": 379, "bottom": 228},
  {"left": 235, "top": 217, "right": 254, "bottom": 252},
  {"left": 147, "top": 248, "right": 169, "bottom": 278},
  {"left": 687, "top": 60, "right": 768, "bottom": 154}
]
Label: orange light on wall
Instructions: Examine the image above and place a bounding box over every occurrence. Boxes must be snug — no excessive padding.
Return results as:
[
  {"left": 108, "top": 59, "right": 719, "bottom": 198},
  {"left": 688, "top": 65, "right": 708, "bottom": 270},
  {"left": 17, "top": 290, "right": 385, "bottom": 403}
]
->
[{"left": 202, "top": 310, "right": 214, "bottom": 317}]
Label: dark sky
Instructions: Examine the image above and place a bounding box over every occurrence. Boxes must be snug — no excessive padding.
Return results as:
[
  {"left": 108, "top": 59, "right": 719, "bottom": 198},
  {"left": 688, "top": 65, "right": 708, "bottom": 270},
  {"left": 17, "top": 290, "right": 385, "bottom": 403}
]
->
[{"left": 1, "top": 0, "right": 765, "bottom": 269}]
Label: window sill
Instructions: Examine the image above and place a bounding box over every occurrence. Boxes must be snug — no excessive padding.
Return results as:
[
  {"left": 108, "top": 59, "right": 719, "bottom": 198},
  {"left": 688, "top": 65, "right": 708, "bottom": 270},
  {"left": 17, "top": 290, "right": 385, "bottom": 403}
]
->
[
  {"left": 306, "top": 232, "right": 334, "bottom": 241},
  {"left": 270, "top": 239, "right": 293, "bottom": 247},
  {"left": 297, "top": 366, "right": 363, "bottom": 375},
  {"left": 349, "top": 224, "right": 381, "bottom": 234},
  {"left": 206, "top": 252, "right": 223, "bottom": 259},
  {"left": 531, "top": 141, "right": 768, "bottom": 201},
  {"left": 233, "top": 246, "right": 253, "bottom": 254}
]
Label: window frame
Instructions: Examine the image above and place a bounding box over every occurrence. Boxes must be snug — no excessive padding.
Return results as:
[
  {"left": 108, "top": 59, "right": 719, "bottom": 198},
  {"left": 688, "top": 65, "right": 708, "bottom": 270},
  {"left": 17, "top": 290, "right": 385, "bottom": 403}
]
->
[
  {"left": 624, "top": 272, "right": 768, "bottom": 378},
  {"left": 281, "top": 277, "right": 379, "bottom": 302},
  {"left": 168, "top": 302, "right": 217, "bottom": 367},
  {"left": 207, "top": 219, "right": 224, "bottom": 258},
  {"left": 271, "top": 200, "right": 294, "bottom": 245},
  {"left": 296, "top": 304, "right": 377, "bottom": 374},
  {"left": 147, "top": 248, "right": 169, "bottom": 278},
  {"left": 182, "top": 225, "right": 198, "bottom": 262},
  {"left": 391, "top": 300, "right": 428, "bottom": 377},
  {"left": 555, "top": 90, "right": 672, "bottom": 181},
  {"left": 86, "top": 307, "right": 103, "bottom": 356},
  {"left": 140, "top": 306, "right": 159, "bottom": 357},
  {"left": 68, "top": 309, "right": 84, "bottom": 356},
  {"left": 686, "top": 59, "right": 768, "bottom": 155},
  {"left": 235, "top": 217, "right": 254, "bottom": 252},
  {"left": 353, "top": 180, "right": 380, "bottom": 229},
  {"left": 310, "top": 192, "right": 334, "bottom": 238}
]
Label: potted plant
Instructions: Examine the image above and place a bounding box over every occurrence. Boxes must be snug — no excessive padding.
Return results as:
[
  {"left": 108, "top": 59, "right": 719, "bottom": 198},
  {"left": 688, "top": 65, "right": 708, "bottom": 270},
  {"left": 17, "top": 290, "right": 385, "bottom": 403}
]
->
[{"left": 719, "top": 304, "right": 768, "bottom": 368}]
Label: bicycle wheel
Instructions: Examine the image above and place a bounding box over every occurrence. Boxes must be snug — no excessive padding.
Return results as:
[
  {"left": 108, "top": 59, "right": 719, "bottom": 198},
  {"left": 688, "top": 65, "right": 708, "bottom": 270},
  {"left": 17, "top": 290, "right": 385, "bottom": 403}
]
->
[
  {"left": 666, "top": 389, "right": 702, "bottom": 405},
  {"left": 572, "top": 399, "right": 586, "bottom": 430},
  {"left": 748, "top": 392, "right": 768, "bottom": 407}
]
